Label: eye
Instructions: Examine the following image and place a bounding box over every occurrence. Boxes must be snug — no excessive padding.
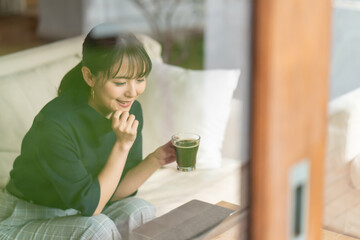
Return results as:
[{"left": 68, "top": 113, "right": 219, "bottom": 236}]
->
[
  {"left": 137, "top": 78, "right": 145, "bottom": 83},
  {"left": 114, "top": 82, "right": 126, "bottom": 86}
]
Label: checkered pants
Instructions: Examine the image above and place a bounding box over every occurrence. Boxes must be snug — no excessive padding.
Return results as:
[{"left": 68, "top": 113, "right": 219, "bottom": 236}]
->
[{"left": 0, "top": 189, "right": 155, "bottom": 240}]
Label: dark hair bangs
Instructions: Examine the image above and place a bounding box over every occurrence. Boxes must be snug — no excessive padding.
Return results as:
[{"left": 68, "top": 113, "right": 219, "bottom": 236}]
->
[
  {"left": 59, "top": 24, "right": 152, "bottom": 98},
  {"left": 83, "top": 45, "right": 118, "bottom": 79},
  {"left": 108, "top": 47, "right": 152, "bottom": 80}
]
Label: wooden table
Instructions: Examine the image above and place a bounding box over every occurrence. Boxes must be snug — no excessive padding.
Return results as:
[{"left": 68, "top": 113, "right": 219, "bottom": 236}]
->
[{"left": 200, "top": 201, "right": 248, "bottom": 240}]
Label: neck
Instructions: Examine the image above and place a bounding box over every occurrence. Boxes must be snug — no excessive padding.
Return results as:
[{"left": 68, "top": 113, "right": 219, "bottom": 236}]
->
[{"left": 88, "top": 98, "right": 112, "bottom": 119}]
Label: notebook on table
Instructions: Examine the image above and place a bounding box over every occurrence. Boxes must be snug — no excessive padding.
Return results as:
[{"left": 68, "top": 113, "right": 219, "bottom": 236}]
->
[{"left": 130, "top": 199, "right": 235, "bottom": 240}]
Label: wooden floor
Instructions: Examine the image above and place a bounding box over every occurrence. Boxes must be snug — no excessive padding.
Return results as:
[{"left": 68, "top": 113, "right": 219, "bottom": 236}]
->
[{"left": 324, "top": 229, "right": 359, "bottom": 240}]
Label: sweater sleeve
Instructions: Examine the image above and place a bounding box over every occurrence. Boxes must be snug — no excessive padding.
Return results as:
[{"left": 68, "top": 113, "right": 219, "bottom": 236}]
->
[
  {"left": 108, "top": 101, "right": 144, "bottom": 203},
  {"left": 35, "top": 117, "right": 100, "bottom": 216}
]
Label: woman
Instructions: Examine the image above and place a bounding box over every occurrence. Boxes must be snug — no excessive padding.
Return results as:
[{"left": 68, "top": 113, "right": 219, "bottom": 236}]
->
[{"left": 0, "top": 23, "right": 176, "bottom": 239}]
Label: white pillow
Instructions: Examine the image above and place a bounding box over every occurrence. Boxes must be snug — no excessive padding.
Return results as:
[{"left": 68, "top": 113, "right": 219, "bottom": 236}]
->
[{"left": 138, "top": 62, "right": 240, "bottom": 169}]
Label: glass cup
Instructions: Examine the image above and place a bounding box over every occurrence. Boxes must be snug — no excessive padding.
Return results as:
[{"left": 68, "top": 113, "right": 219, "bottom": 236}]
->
[{"left": 171, "top": 133, "right": 200, "bottom": 172}]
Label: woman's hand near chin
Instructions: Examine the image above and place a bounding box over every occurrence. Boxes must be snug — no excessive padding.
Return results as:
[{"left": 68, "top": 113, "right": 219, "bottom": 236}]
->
[
  {"left": 95, "top": 110, "right": 138, "bottom": 215},
  {"left": 111, "top": 110, "right": 138, "bottom": 150},
  {"left": 151, "top": 141, "right": 177, "bottom": 167}
]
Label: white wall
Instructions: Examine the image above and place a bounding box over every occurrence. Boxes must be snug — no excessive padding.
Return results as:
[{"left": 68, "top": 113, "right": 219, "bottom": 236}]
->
[
  {"left": 204, "top": 0, "right": 252, "bottom": 100},
  {"left": 330, "top": 0, "right": 360, "bottom": 100}
]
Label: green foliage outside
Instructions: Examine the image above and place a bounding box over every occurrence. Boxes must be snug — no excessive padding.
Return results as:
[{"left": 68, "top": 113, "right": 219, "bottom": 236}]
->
[{"left": 167, "top": 31, "right": 204, "bottom": 70}]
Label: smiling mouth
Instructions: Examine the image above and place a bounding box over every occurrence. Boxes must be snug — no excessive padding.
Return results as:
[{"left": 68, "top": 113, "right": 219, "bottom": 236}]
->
[{"left": 116, "top": 100, "right": 133, "bottom": 108}]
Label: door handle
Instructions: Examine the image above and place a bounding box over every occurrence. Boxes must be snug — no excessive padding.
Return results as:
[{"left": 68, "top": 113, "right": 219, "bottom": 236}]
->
[{"left": 289, "top": 159, "right": 310, "bottom": 240}]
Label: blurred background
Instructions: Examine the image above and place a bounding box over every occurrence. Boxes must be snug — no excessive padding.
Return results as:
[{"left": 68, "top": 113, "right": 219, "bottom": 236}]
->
[
  {"left": 0, "top": 0, "right": 252, "bottom": 119},
  {"left": 0, "top": 0, "right": 251, "bottom": 73},
  {"left": 2, "top": 0, "right": 360, "bottom": 96},
  {"left": 2, "top": 0, "right": 360, "bottom": 100}
]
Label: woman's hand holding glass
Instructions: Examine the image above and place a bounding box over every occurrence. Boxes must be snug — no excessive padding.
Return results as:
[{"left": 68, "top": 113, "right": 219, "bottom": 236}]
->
[
  {"left": 151, "top": 141, "right": 176, "bottom": 167},
  {"left": 112, "top": 110, "right": 139, "bottom": 150}
]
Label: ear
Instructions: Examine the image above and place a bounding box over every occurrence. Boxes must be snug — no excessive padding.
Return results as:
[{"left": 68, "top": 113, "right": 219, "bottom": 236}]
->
[{"left": 81, "top": 66, "right": 96, "bottom": 88}]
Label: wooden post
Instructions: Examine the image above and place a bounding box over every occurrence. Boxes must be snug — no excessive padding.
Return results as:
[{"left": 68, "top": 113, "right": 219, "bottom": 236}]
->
[{"left": 250, "top": 0, "right": 332, "bottom": 239}]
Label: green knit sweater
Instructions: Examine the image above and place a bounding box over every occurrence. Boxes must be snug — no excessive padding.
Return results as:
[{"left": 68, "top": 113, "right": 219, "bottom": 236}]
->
[{"left": 7, "top": 90, "right": 143, "bottom": 216}]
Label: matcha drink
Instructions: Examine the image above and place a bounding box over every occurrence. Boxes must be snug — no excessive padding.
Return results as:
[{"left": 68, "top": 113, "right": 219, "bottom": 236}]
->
[{"left": 171, "top": 133, "right": 200, "bottom": 172}]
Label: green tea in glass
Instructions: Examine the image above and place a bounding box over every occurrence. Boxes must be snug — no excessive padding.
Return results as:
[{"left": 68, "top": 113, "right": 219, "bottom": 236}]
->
[{"left": 171, "top": 133, "right": 200, "bottom": 172}]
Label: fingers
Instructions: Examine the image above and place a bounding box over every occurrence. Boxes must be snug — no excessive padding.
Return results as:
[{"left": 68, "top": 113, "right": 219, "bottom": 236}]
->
[
  {"left": 131, "top": 119, "right": 139, "bottom": 133},
  {"left": 112, "top": 111, "right": 138, "bottom": 134},
  {"left": 112, "top": 110, "right": 122, "bottom": 126},
  {"left": 162, "top": 147, "right": 177, "bottom": 165},
  {"left": 165, "top": 140, "right": 174, "bottom": 148},
  {"left": 163, "top": 140, "right": 175, "bottom": 152},
  {"left": 125, "top": 114, "right": 139, "bottom": 133},
  {"left": 160, "top": 142, "right": 175, "bottom": 155},
  {"left": 118, "top": 112, "right": 130, "bottom": 130}
]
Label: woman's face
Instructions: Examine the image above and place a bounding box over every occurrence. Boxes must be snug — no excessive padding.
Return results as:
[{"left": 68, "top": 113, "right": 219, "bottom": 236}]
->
[{"left": 89, "top": 58, "right": 146, "bottom": 118}]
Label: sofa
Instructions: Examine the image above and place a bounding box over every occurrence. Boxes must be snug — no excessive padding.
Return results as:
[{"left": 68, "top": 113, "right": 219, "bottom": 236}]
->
[
  {"left": 323, "top": 88, "right": 360, "bottom": 238},
  {"left": 0, "top": 34, "right": 242, "bottom": 218}
]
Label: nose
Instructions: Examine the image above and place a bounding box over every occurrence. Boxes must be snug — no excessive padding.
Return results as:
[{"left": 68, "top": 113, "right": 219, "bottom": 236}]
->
[{"left": 125, "top": 82, "right": 137, "bottom": 98}]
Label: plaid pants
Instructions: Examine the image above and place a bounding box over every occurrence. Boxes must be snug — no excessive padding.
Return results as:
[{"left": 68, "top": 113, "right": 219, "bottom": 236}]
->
[{"left": 0, "top": 189, "right": 155, "bottom": 240}]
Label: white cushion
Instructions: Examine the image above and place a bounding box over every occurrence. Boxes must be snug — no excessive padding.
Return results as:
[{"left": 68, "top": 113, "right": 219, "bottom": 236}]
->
[
  {"left": 0, "top": 152, "right": 20, "bottom": 188},
  {"left": 222, "top": 98, "right": 242, "bottom": 161},
  {"left": 135, "top": 34, "right": 163, "bottom": 63},
  {"left": 323, "top": 88, "right": 360, "bottom": 238},
  {"left": 328, "top": 88, "right": 360, "bottom": 164},
  {"left": 138, "top": 62, "right": 240, "bottom": 169}
]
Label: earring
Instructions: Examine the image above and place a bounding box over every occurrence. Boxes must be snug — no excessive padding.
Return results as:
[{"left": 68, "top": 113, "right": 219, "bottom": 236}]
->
[{"left": 91, "top": 88, "right": 95, "bottom": 99}]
